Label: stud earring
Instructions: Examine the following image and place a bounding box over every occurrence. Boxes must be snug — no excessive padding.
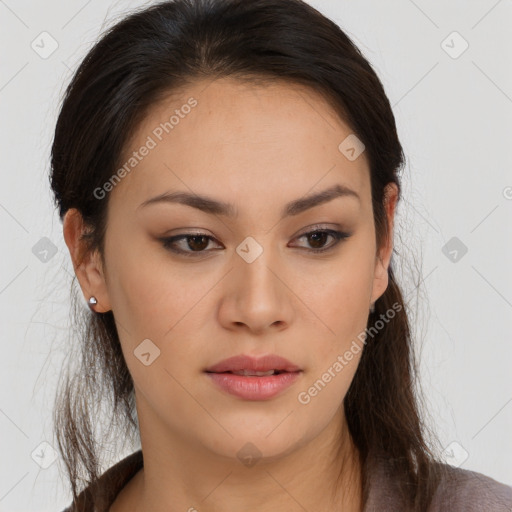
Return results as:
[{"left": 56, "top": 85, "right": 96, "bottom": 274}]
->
[
  {"left": 88, "top": 296, "right": 98, "bottom": 311},
  {"left": 370, "top": 302, "right": 375, "bottom": 313}
]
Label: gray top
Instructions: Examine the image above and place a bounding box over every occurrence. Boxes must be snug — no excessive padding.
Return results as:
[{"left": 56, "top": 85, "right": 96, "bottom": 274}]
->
[{"left": 62, "top": 449, "right": 512, "bottom": 511}]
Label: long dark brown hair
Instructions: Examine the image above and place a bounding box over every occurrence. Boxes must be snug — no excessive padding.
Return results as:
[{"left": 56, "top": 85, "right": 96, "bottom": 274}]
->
[{"left": 50, "top": 0, "right": 445, "bottom": 509}]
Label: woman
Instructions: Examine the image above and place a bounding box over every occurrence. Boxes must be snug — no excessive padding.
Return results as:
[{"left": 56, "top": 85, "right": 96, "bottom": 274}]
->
[{"left": 51, "top": 0, "right": 512, "bottom": 510}]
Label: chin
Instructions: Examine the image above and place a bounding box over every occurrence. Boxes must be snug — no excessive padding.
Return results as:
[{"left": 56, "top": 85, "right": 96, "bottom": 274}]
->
[{"left": 199, "top": 423, "right": 309, "bottom": 465}]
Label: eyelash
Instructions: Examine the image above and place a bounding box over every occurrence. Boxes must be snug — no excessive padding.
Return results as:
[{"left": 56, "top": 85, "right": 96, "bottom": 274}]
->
[{"left": 159, "top": 228, "right": 351, "bottom": 258}]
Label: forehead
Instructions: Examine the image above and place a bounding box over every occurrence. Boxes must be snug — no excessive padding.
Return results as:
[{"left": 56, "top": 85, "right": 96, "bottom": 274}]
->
[{"left": 110, "top": 77, "right": 370, "bottom": 213}]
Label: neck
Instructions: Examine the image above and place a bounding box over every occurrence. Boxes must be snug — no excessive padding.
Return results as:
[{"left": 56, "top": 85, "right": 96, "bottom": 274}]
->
[{"left": 114, "top": 403, "right": 363, "bottom": 512}]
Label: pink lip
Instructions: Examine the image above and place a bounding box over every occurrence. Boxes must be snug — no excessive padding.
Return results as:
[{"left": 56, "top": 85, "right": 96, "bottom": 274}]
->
[
  {"left": 204, "top": 354, "right": 301, "bottom": 373},
  {"left": 204, "top": 354, "right": 302, "bottom": 401},
  {"left": 205, "top": 372, "right": 302, "bottom": 400}
]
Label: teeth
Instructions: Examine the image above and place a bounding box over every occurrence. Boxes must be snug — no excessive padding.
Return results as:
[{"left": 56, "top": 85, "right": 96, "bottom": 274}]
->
[{"left": 231, "top": 369, "right": 277, "bottom": 376}]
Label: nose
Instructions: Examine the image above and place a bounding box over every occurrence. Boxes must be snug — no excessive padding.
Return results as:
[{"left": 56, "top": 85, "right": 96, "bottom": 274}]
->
[{"left": 217, "top": 242, "right": 294, "bottom": 334}]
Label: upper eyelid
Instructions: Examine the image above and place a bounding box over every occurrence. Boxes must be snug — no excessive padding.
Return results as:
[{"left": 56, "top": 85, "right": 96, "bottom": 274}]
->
[{"left": 167, "top": 223, "right": 345, "bottom": 239}]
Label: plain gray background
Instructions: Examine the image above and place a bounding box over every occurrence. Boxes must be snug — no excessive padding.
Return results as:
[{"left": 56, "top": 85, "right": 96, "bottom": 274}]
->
[{"left": 1, "top": 0, "right": 511, "bottom": 510}]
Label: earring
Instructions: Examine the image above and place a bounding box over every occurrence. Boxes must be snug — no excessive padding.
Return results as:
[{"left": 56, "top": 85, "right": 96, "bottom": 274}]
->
[
  {"left": 370, "top": 302, "right": 375, "bottom": 313},
  {"left": 88, "top": 296, "right": 98, "bottom": 311}
]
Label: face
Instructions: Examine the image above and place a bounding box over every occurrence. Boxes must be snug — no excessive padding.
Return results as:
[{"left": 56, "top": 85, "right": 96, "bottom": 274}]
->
[{"left": 68, "top": 77, "right": 397, "bottom": 464}]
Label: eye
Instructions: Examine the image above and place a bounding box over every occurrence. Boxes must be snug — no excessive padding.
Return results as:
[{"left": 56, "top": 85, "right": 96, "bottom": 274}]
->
[
  {"left": 291, "top": 228, "right": 351, "bottom": 253},
  {"left": 159, "top": 227, "right": 351, "bottom": 258},
  {"left": 160, "top": 233, "right": 222, "bottom": 258}
]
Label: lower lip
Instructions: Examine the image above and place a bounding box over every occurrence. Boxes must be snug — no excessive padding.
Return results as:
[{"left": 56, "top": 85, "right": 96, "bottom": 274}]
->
[{"left": 205, "top": 371, "right": 302, "bottom": 400}]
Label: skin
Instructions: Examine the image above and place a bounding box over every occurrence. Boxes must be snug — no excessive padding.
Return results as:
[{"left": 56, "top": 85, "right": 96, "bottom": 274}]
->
[{"left": 63, "top": 77, "right": 398, "bottom": 512}]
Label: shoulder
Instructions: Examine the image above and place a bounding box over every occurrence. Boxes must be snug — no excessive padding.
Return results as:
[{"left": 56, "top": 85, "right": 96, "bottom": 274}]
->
[
  {"left": 365, "top": 454, "right": 512, "bottom": 512},
  {"left": 60, "top": 449, "right": 144, "bottom": 512},
  {"left": 429, "top": 463, "right": 512, "bottom": 511}
]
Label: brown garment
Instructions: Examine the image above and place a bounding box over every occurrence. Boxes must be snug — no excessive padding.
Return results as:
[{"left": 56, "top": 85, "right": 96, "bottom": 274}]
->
[{"left": 61, "top": 449, "right": 512, "bottom": 511}]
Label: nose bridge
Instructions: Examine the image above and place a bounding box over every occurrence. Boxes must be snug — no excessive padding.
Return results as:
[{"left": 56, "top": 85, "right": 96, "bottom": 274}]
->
[
  {"left": 229, "top": 234, "right": 289, "bottom": 324},
  {"left": 235, "top": 234, "right": 282, "bottom": 298}
]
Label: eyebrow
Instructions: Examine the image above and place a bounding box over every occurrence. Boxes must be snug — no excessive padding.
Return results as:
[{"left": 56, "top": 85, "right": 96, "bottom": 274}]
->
[{"left": 138, "top": 183, "right": 360, "bottom": 219}]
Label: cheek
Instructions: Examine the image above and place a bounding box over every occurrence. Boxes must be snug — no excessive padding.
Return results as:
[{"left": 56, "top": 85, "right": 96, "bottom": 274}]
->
[
  {"left": 105, "top": 238, "right": 198, "bottom": 336},
  {"left": 296, "top": 274, "right": 368, "bottom": 416},
  {"left": 303, "top": 256, "right": 374, "bottom": 358}
]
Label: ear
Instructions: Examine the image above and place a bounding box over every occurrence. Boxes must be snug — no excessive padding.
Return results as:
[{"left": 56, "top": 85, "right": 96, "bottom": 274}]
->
[
  {"left": 370, "top": 182, "right": 399, "bottom": 306},
  {"left": 62, "top": 208, "right": 112, "bottom": 313}
]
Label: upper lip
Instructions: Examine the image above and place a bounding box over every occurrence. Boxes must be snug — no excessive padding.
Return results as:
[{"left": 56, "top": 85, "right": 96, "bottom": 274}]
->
[{"left": 205, "top": 354, "right": 301, "bottom": 373}]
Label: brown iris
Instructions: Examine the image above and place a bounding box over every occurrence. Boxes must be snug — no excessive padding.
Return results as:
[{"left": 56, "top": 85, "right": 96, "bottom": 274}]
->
[
  {"left": 186, "top": 235, "right": 210, "bottom": 251},
  {"left": 307, "top": 231, "right": 329, "bottom": 249}
]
